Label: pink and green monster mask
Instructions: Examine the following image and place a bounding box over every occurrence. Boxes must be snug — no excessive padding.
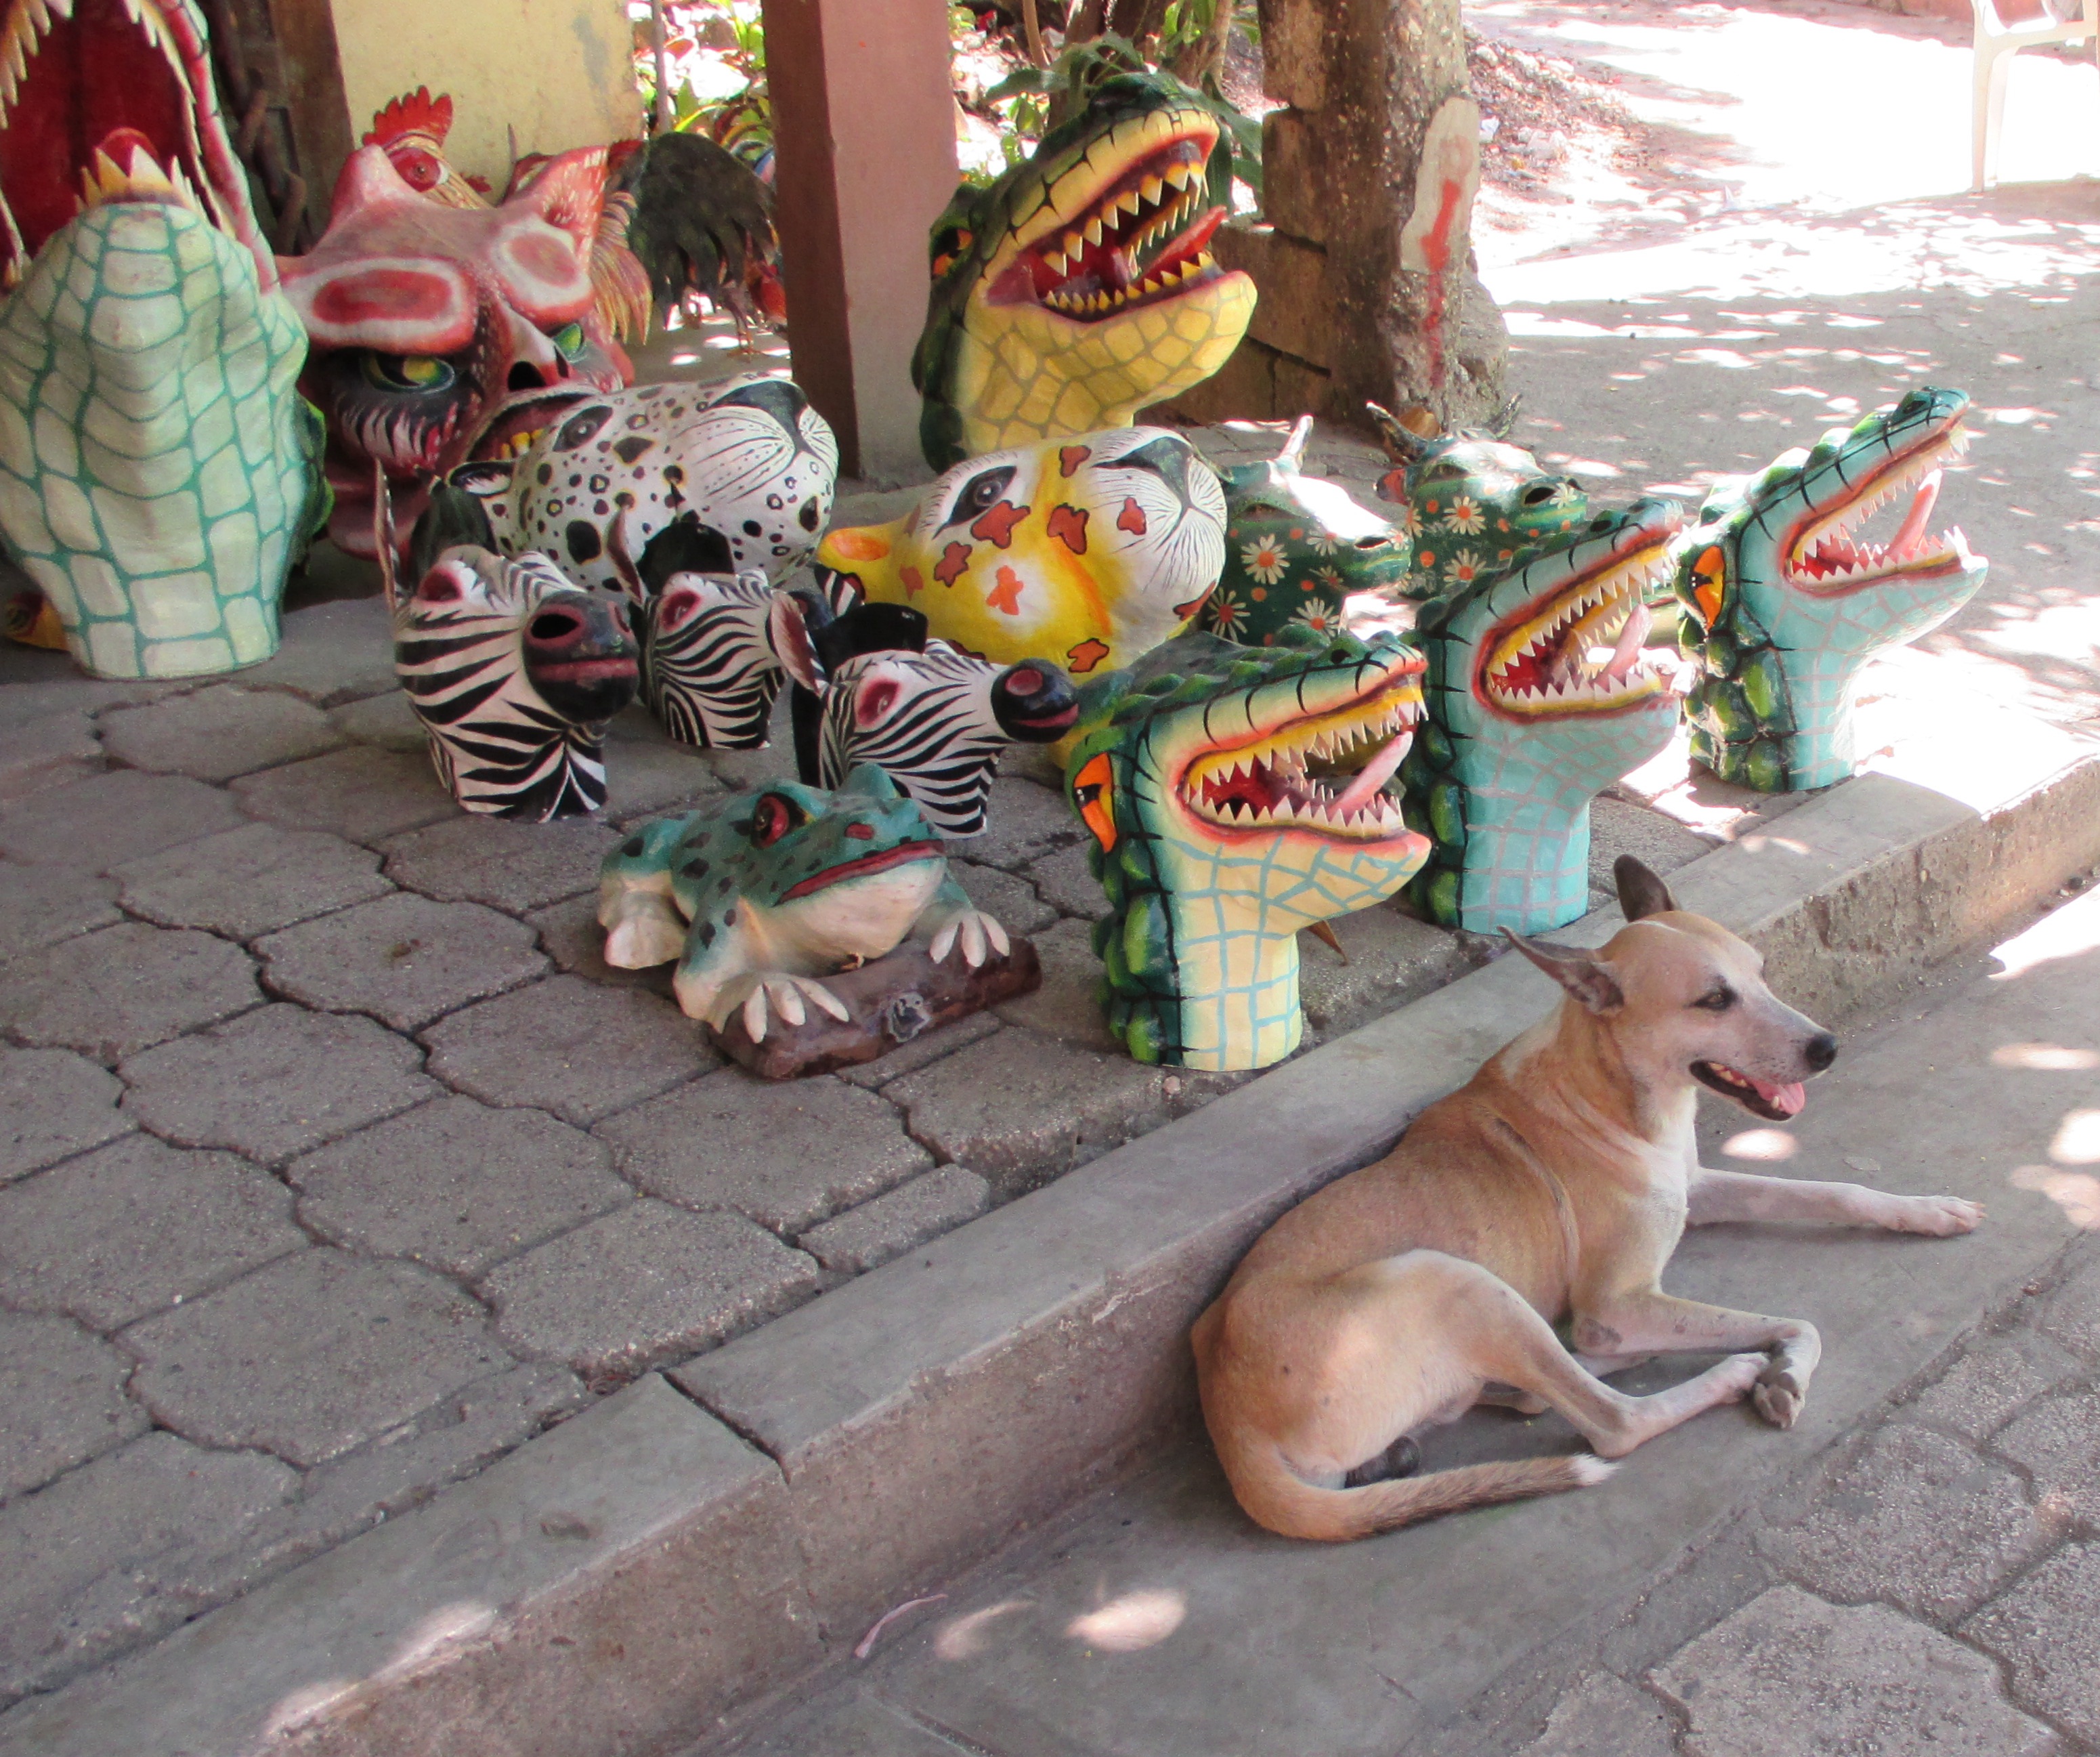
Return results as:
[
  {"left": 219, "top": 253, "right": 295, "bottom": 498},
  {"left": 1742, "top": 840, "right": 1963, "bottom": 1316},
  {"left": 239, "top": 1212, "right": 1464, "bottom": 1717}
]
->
[{"left": 278, "top": 144, "right": 633, "bottom": 559}]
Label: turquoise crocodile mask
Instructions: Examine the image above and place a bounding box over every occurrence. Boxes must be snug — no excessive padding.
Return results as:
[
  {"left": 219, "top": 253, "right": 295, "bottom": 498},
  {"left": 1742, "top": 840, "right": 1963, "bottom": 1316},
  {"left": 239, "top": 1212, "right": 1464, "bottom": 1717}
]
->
[{"left": 1675, "top": 387, "right": 1986, "bottom": 791}]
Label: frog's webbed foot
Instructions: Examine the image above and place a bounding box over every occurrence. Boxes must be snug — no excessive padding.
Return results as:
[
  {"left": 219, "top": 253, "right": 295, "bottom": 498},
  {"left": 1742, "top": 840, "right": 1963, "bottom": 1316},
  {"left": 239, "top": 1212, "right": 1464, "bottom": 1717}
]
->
[
  {"left": 601, "top": 891, "right": 688, "bottom": 969},
  {"left": 928, "top": 908, "right": 1010, "bottom": 970},
  {"left": 704, "top": 972, "right": 852, "bottom": 1041}
]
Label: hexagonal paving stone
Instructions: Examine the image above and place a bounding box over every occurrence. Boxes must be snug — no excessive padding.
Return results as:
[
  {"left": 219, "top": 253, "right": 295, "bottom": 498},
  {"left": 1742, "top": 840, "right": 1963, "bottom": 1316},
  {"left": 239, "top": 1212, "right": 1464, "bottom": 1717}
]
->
[
  {"left": 964, "top": 774, "right": 1086, "bottom": 872},
  {"left": 0, "top": 1046, "right": 134, "bottom": 1184},
  {"left": 291, "top": 1095, "right": 631, "bottom": 1278},
  {"left": 380, "top": 816, "right": 620, "bottom": 913},
  {"left": 113, "top": 822, "right": 392, "bottom": 939},
  {"left": 1757, "top": 1425, "right": 2057, "bottom": 1621},
  {"left": 0, "top": 860, "right": 121, "bottom": 965},
  {"left": 596, "top": 1070, "right": 933, "bottom": 1232},
  {"left": 119, "top": 1004, "right": 438, "bottom": 1164},
  {"left": 255, "top": 893, "right": 549, "bottom": 1032},
  {"left": 230, "top": 746, "right": 455, "bottom": 845},
  {"left": 0, "top": 1312, "right": 148, "bottom": 1499},
  {"left": 1653, "top": 1586, "right": 2053, "bottom": 1756},
  {"left": 234, "top": 593, "right": 398, "bottom": 706},
  {"left": 0, "top": 922, "right": 259, "bottom": 1061},
  {"left": 480, "top": 1200, "right": 817, "bottom": 1377},
  {"left": 328, "top": 687, "right": 425, "bottom": 753},
  {"left": 950, "top": 860, "right": 1058, "bottom": 935},
  {"left": 0, "top": 769, "right": 247, "bottom": 871},
  {"left": 1024, "top": 843, "right": 1111, "bottom": 921},
  {"left": 124, "top": 1250, "right": 513, "bottom": 1468},
  {"left": 0, "top": 1134, "right": 305, "bottom": 1330},
  {"left": 1962, "top": 1539, "right": 2100, "bottom": 1746},
  {"left": 797, "top": 1164, "right": 992, "bottom": 1274},
  {"left": 0, "top": 709, "right": 100, "bottom": 801},
  {"left": 885, "top": 1029, "right": 1173, "bottom": 1195},
  {"left": 421, "top": 975, "right": 714, "bottom": 1125},
  {"left": 98, "top": 686, "right": 345, "bottom": 782},
  {"left": 0, "top": 1430, "right": 296, "bottom": 1701},
  {"left": 993, "top": 917, "right": 1118, "bottom": 1053}
]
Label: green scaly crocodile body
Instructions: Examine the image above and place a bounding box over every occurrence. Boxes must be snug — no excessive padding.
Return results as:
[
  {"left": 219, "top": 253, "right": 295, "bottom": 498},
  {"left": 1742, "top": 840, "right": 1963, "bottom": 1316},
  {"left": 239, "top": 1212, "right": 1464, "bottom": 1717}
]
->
[
  {"left": 1675, "top": 387, "right": 1986, "bottom": 791},
  {"left": 1060, "top": 627, "right": 1429, "bottom": 1072},
  {"left": 1402, "top": 500, "right": 1684, "bottom": 933}
]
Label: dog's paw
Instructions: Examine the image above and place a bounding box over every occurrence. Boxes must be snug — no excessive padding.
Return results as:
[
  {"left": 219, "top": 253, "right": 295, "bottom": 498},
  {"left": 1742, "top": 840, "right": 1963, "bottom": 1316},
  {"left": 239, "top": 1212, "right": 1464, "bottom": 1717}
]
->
[
  {"left": 1753, "top": 1366, "right": 1806, "bottom": 1429},
  {"left": 1715, "top": 1352, "right": 1765, "bottom": 1402},
  {"left": 1895, "top": 1195, "right": 1984, "bottom": 1236}
]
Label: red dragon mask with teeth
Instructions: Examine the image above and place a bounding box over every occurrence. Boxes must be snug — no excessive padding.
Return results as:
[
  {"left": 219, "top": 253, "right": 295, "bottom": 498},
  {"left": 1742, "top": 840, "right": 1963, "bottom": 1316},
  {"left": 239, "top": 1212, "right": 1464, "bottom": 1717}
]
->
[{"left": 278, "top": 144, "right": 633, "bottom": 559}]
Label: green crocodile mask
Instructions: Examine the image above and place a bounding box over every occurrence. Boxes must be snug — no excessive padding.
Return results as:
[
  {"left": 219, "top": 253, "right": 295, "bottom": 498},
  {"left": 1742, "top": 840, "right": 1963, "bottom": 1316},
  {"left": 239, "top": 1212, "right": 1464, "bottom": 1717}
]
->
[
  {"left": 1061, "top": 627, "right": 1429, "bottom": 1072},
  {"left": 1197, "top": 417, "right": 1411, "bottom": 647},
  {"left": 1369, "top": 404, "right": 1589, "bottom": 603},
  {"left": 1402, "top": 499, "right": 1684, "bottom": 933},
  {"left": 912, "top": 72, "right": 1256, "bottom": 471},
  {"left": 0, "top": 0, "right": 326, "bottom": 680},
  {"left": 1675, "top": 387, "right": 1986, "bottom": 792}
]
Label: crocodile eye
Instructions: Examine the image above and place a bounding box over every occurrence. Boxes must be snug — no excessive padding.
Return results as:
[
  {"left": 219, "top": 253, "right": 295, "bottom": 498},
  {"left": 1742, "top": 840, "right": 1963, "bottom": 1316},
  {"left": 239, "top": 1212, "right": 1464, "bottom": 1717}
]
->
[
  {"left": 550, "top": 322, "right": 586, "bottom": 360},
  {"left": 750, "top": 793, "right": 805, "bottom": 848},
  {"left": 943, "top": 465, "right": 1016, "bottom": 529},
  {"left": 1071, "top": 753, "right": 1116, "bottom": 852}
]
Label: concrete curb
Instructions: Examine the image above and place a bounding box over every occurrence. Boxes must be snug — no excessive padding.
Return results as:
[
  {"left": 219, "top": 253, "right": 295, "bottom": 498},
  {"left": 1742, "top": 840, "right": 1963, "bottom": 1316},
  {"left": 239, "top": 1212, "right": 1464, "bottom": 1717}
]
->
[{"left": 10, "top": 748, "right": 2100, "bottom": 1756}]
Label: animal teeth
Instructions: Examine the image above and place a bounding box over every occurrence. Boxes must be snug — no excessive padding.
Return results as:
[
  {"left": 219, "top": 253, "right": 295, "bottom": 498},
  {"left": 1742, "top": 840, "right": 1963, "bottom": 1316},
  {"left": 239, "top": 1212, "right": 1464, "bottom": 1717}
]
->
[
  {"left": 1142, "top": 174, "right": 1164, "bottom": 205},
  {"left": 1117, "top": 189, "right": 1142, "bottom": 217},
  {"left": 1065, "top": 230, "right": 1085, "bottom": 261},
  {"left": 1084, "top": 217, "right": 1105, "bottom": 246}
]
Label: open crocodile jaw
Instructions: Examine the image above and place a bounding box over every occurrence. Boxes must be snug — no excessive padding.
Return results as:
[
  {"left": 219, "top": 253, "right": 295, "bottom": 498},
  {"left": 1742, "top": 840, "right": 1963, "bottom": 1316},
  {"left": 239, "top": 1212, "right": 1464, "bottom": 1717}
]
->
[
  {"left": 984, "top": 117, "right": 1230, "bottom": 326},
  {"left": 1784, "top": 417, "right": 1976, "bottom": 597},
  {"left": 1476, "top": 517, "right": 1683, "bottom": 723},
  {"left": 1176, "top": 655, "right": 1430, "bottom": 850}
]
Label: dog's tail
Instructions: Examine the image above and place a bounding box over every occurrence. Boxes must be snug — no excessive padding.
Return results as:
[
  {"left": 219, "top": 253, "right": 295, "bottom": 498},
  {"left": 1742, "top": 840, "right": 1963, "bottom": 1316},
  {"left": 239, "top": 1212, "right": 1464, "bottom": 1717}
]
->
[{"left": 1213, "top": 1428, "right": 1616, "bottom": 1542}]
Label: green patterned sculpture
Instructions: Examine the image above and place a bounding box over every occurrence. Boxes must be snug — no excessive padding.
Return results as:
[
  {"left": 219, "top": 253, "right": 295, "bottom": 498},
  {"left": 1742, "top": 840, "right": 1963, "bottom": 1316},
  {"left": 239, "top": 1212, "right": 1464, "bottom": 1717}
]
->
[
  {"left": 1369, "top": 404, "right": 1589, "bottom": 601},
  {"left": 0, "top": 0, "right": 326, "bottom": 681},
  {"left": 1060, "top": 627, "right": 1429, "bottom": 1072},
  {"left": 1401, "top": 501, "right": 1684, "bottom": 933},
  {"left": 1675, "top": 387, "right": 1984, "bottom": 792},
  {"left": 1198, "top": 417, "right": 1411, "bottom": 645}
]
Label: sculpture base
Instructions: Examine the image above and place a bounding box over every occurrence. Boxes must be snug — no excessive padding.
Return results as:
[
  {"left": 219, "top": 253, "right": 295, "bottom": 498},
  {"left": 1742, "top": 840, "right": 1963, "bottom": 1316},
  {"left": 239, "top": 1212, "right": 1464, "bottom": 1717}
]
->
[{"left": 706, "top": 938, "right": 1042, "bottom": 1080}]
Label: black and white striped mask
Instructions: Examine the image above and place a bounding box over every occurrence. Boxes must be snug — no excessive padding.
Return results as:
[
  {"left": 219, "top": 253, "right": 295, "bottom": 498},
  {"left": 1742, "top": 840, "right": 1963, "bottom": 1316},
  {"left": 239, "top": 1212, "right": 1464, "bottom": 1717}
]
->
[
  {"left": 817, "top": 643, "right": 1077, "bottom": 838},
  {"left": 637, "top": 569, "right": 797, "bottom": 749},
  {"left": 393, "top": 547, "right": 639, "bottom": 820}
]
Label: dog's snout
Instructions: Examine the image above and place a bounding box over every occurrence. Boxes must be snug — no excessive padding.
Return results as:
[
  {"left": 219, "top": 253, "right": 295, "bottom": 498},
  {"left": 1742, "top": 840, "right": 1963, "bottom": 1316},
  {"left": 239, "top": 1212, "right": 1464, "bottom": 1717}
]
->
[{"left": 1804, "top": 1032, "right": 1837, "bottom": 1074}]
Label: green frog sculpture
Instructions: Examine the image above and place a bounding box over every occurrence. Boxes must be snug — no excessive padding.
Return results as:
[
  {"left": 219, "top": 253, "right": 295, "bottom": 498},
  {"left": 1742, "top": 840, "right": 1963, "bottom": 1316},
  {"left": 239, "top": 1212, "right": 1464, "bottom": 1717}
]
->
[
  {"left": 912, "top": 72, "right": 1255, "bottom": 470},
  {"left": 599, "top": 764, "right": 1008, "bottom": 1038},
  {"left": 1060, "top": 627, "right": 1430, "bottom": 1072},
  {"left": 0, "top": 0, "right": 326, "bottom": 679},
  {"left": 1401, "top": 500, "right": 1684, "bottom": 933},
  {"left": 1369, "top": 403, "right": 1588, "bottom": 602},
  {"left": 1674, "top": 387, "right": 1985, "bottom": 792},
  {"left": 1197, "top": 417, "right": 1411, "bottom": 645}
]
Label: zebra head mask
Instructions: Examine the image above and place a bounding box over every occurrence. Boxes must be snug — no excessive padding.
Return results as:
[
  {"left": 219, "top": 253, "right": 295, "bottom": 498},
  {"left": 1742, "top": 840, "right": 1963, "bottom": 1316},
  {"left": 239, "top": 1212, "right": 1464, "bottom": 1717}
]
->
[{"left": 386, "top": 532, "right": 639, "bottom": 820}]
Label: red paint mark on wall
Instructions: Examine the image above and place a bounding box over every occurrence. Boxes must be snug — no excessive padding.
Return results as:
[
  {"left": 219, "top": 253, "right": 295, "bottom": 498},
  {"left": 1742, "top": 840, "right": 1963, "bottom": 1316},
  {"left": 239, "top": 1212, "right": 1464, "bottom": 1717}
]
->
[{"left": 1419, "top": 175, "right": 1462, "bottom": 391}]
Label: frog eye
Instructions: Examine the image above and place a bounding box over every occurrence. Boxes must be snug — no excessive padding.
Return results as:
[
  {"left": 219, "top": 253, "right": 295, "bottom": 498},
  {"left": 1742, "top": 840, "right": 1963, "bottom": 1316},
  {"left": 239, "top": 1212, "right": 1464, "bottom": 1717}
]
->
[
  {"left": 750, "top": 792, "right": 805, "bottom": 849},
  {"left": 1071, "top": 753, "right": 1116, "bottom": 852},
  {"left": 361, "top": 352, "right": 455, "bottom": 392},
  {"left": 551, "top": 322, "right": 586, "bottom": 360}
]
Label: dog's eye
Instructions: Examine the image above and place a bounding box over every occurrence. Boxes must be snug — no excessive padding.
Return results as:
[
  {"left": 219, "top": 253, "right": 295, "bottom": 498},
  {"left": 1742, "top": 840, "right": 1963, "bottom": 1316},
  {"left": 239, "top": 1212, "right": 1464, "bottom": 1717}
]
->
[{"left": 1692, "top": 985, "right": 1735, "bottom": 1012}]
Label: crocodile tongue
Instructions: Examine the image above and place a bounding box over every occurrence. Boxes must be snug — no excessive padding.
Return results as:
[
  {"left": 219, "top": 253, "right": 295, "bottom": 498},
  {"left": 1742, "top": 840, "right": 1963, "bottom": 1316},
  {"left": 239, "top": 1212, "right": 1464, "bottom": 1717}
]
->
[
  {"left": 1891, "top": 469, "right": 1942, "bottom": 559},
  {"left": 1331, "top": 729, "right": 1411, "bottom": 820}
]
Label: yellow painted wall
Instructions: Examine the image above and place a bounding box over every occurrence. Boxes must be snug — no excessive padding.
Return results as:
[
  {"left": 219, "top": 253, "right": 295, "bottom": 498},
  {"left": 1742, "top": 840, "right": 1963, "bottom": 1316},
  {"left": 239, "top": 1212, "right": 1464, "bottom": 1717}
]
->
[{"left": 332, "top": 0, "right": 641, "bottom": 192}]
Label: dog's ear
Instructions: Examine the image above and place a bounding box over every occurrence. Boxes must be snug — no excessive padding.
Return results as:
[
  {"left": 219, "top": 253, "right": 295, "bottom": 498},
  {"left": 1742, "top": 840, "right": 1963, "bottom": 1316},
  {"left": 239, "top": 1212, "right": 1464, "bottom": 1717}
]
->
[
  {"left": 1501, "top": 929, "right": 1625, "bottom": 1015},
  {"left": 1614, "top": 856, "right": 1680, "bottom": 923}
]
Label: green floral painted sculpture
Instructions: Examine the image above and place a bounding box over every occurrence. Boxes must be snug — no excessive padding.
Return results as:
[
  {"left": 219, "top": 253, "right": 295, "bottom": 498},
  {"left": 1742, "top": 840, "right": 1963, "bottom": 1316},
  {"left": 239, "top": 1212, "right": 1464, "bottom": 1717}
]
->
[
  {"left": 1369, "top": 403, "right": 1589, "bottom": 602},
  {"left": 1198, "top": 417, "right": 1411, "bottom": 645},
  {"left": 1060, "top": 627, "right": 1430, "bottom": 1072},
  {"left": 0, "top": 0, "right": 326, "bottom": 680},
  {"left": 598, "top": 764, "right": 1007, "bottom": 1037},
  {"left": 1675, "top": 387, "right": 1985, "bottom": 792},
  {"left": 1402, "top": 500, "right": 1684, "bottom": 933}
]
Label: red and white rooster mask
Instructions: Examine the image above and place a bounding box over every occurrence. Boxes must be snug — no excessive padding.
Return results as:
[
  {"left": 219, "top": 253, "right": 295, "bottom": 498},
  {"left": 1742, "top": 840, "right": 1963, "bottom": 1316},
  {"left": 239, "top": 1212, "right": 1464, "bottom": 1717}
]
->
[{"left": 278, "top": 144, "right": 632, "bottom": 558}]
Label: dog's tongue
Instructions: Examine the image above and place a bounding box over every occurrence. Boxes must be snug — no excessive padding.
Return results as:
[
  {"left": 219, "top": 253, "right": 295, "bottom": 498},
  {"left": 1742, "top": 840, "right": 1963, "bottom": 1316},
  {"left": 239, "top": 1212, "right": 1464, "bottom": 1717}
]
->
[{"left": 1752, "top": 1074, "right": 1806, "bottom": 1118}]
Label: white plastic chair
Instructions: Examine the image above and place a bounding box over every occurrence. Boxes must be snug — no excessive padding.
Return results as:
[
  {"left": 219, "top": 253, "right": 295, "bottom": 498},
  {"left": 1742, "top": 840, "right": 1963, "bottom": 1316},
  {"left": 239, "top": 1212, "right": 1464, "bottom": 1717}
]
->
[{"left": 1973, "top": 0, "right": 2100, "bottom": 190}]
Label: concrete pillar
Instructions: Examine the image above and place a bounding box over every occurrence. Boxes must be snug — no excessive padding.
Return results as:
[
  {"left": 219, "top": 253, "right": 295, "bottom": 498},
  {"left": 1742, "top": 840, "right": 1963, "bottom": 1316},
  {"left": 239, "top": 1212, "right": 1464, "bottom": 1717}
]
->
[
  {"left": 761, "top": 0, "right": 960, "bottom": 482},
  {"left": 1172, "top": 0, "right": 1507, "bottom": 432}
]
